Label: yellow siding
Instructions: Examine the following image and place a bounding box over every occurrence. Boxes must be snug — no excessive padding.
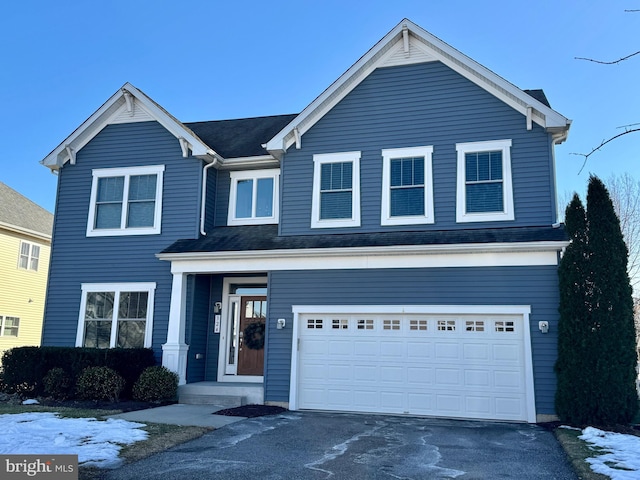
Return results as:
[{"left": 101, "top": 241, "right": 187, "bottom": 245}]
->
[{"left": 0, "top": 227, "right": 51, "bottom": 360}]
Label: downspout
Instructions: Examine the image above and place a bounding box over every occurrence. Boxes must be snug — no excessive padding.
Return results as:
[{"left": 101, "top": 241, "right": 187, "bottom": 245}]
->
[
  {"left": 551, "top": 128, "right": 570, "bottom": 224},
  {"left": 200, "top": 159, "right": 217, "bottom": 236}
]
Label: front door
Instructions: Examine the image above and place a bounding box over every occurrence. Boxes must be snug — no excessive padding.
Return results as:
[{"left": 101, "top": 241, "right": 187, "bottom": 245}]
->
[{"left": 237, "top": 296, "right": 266, "bottom": 376}]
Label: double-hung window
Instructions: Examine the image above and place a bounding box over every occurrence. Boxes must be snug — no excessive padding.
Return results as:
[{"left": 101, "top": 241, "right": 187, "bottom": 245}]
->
[
  {"left": 87, "top": 165, "right": 164, "bottom": 236},
  {"left": 76, "top": 283, "right": 155, "bottom": 349},
  {"left": 228, "top": 169, "right": 279, "bottom": 225},
  {"left": 456, "top": 139, "right": 514, "bottom": 222},
  {"left": 18, "top": 241, "right": 40, "bottom": 271},
  {"left": 0, "top": 316, "right": 19, "bottom": 337},
  {"left": 311, "top": 151, "right": 361, "bottom": 228},
  {"left": 381, "top": 146, "right": 434, "bottom": 225}
]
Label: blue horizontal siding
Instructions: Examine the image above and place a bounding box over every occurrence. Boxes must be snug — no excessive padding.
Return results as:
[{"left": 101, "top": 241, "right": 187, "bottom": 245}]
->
[
  {"left": 281, "top": 62, "right": 556, "bottom": 235},
  {"left": 42, "top": 121, "right": 204, "bottom": 360},
  {"left": 265, "top": 265, "right": 560, "bottom": 415}
]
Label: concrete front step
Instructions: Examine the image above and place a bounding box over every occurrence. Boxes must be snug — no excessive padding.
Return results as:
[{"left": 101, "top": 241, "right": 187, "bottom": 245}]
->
[
  {"left": 178, "top": 382, "right": 264, "bottom": 406},
  {"left": 178, "top": 393, "right": 246, "bottom": 407}
]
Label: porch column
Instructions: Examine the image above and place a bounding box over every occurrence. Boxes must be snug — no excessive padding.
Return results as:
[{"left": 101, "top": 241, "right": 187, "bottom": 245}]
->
[{"left": 162, "top": 272, "right": 189, "bottom": 385}]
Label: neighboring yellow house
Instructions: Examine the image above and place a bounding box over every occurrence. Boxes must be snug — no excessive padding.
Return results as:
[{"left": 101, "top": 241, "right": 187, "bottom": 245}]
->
[{"left": 0, "top": 182, "right": 53, "bottom": 361}]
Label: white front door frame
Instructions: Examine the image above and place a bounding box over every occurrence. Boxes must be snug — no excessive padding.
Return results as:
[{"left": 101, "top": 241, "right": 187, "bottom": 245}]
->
[{"left": 216, "top": 276, "right": 267, "bottom": 383}]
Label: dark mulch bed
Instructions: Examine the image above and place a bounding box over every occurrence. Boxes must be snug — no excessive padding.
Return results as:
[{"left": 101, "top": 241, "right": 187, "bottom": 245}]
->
[
  {"left": 35, "top": 398, "right": 176, "bottom": 412},
  {"left": 215, "top": 404, "right": 287, "bottom": 418}
]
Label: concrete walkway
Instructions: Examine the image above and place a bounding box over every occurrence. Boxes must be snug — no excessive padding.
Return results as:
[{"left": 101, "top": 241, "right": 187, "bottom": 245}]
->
[{"left": 108, "top": 404, "right": 246, "bottom": 428}]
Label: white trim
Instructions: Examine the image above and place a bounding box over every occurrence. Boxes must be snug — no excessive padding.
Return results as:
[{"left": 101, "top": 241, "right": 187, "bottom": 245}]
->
[
  {"left": 381, "top": 146, "right": 434, "bottom": 226},
  {"left": 217, "top": 155, "right": 280, "bottom": 170},
  {"left": 41, "top": 83, "right": 217, "bottom": 171},
  {"left": 0, "top": 221, "right": 51, "bottom": 242},
  {"left": 456, "top": 139, "right": 514, "bottom": 223},
  {"left": 217, "top": 276, "right": 267, "bottom": 383},
  {"left": 86, "top": 165, "right": 164, "bottom": 236},
  {"left": 311, "top": 151, "right": 361, "bottom": 228},
  {"left": 265, "top": 19, "right": 570, "bottom": 155},
  {"left": 159, "top": 241, "right": 566, "bottom": 274},
  {"left": 227, "top": 169, "right": 280, "bottom": 226},
  {"left": 288, "top": 304, "right": 536, "bottom": 423},
  {"left": 76, "top": 282, "right": 156, "bottom": 349}
]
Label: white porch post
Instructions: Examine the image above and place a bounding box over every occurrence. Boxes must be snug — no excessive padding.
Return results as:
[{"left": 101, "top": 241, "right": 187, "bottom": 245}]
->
[{"left": 162, "top": 272, "right": 189, "bottom": 385}]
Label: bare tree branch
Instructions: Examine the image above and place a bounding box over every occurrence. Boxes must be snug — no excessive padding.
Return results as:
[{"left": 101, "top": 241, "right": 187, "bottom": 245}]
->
[
  {"left": 572, "top": 127, "right": 640, "bottom": 174},
  {"left": 575, "top": 49, "right": 640, "bottom": 64}
]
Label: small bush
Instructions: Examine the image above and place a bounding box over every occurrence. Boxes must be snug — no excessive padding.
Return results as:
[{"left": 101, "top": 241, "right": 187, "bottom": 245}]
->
[
  {"left": 132, "top": 366, "right": 179, "bottom": 403},
  {"left": 43, "top": 368, "right": 72, "bottom": 400},
  {"left": 76, "top": 366, "right": 125, "bottom": 402}
]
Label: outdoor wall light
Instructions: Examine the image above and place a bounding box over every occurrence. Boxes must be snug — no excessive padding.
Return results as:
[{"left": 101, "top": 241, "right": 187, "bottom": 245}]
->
[
  {"left": 538, "top": 321, "right": 549, "bottom": 334},
  {"left": 277, "top": 318, "right": 286, "bottom": 329}
]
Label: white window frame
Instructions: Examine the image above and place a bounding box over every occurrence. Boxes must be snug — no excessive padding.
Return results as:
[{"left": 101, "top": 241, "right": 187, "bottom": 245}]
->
[
  {"left": 75, "top": 282, "right": 156, "bottom": 348},
  {"left": 18, "top": 241, "right": 40, "bottom": 271},
  {"left": 311, "top": 151, "right": 361, "bottom": 228},
  {"left": 381, "top": 146, "right": 434, "bottom": 226},
  {"left": 456, "top": 139, "right": 514, "bottom": 223},
  {"left": 0, "top": 316, "right": 20, "bottom": 337},
  {"left": 86, "top": 165, "right": 164, "bottom": 237},
  {"left": 227, "top": 169, "right": 280, "bottom": 225}
]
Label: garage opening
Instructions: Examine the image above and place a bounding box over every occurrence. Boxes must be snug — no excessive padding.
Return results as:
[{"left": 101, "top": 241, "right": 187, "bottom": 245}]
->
[{"left": 290, "top": 306, "right": 535, "bottom": 422}]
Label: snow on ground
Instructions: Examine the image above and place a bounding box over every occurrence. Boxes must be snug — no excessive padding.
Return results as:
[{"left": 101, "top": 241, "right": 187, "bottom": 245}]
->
[
  {"left": 579, "top": 427, "right": 640, "bottom": 480},
  {"left": 0, "top": 412, "right": 148, "bottom": 468}
]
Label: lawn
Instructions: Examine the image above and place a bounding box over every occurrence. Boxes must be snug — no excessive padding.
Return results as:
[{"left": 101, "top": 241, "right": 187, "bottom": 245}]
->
[{"left": 0, "top": 403, "right": 212, "bottom": 480}]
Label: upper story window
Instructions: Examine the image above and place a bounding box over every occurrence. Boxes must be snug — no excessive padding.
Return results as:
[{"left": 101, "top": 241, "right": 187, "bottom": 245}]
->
[
  {"left": 18, "top": 241, "right": 40, "bottom": 271},
  {"left": 311, "top": 151, "right": 361, "bottom": 228},
  {"left": 228, "top": 169, "right": 280, "bottom": 225},
  {"left": 381, "top": 146, "right": 434, "bottom": 226},
  {"left": 0, "top": 316, "right": 19, "bottom": 337},
  {"left": 87, "top": 165, "right": 164, "bottom": 237},
  {"left": 76, "top": 283, "right": 155, "bottom": 349},
  {"left": 456, "top": 139, "right": 514, "bottom": 222}
]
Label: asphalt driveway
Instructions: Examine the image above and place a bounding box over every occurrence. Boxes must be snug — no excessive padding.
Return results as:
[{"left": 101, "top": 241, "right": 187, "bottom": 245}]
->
[{"left": 104, "top": 412, "right": 577, "bottom": 480}]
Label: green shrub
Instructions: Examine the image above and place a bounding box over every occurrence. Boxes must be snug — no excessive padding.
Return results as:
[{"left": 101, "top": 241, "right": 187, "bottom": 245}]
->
[
  {"left": 1, "top": 347, "right": 155, "bottom": 398},
  {"left": 76, "top": 366, "right": 125, "bottom": 402},
  {"left": 43, "top": 368, "right": 72, "bottom": 400},
  {"left": 132, "top": 366, "right": 179, "bottom": 402}
]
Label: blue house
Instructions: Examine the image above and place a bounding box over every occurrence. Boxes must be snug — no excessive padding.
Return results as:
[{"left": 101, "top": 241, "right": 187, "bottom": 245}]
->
[{"left": 41, "top": 19, "right": 571, "bottom": 423}]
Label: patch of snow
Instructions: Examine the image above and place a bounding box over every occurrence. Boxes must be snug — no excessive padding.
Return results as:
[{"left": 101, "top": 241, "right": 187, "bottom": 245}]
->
[
  {"left": 559, "top": 425, "right": 581, "bottom": 431},
  {"left": 21, "top": 399, "right": 39, "bottom": 405},
  {"left": 579, "top": 426, "right": 640, "bottom": 480},
  {"left": 0, "top": 412, "right": 148, "bottom": 469}
]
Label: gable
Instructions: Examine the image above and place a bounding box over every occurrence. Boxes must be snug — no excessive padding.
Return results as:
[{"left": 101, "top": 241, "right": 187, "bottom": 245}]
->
[
  {"left": 265, "top": 19, "right": 571, "bottom": 155},
  {"left": 40, "top": 83, "right": 218, "bottom": 172}
]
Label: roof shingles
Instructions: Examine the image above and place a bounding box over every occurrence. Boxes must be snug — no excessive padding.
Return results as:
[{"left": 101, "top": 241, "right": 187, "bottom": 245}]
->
[{"left": 0, "top": 182, "right": 53, "bottom": 237}]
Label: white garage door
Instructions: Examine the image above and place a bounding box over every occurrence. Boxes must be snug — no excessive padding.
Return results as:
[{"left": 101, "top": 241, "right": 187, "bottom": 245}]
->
[{"left": 294, "top": 309, "right": 532, "bottom": 421}]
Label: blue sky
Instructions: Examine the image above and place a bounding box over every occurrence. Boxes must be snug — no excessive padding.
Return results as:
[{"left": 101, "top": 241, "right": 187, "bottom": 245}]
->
[{"left": 1, "top": 0, "right": 638, "bottom": 213}]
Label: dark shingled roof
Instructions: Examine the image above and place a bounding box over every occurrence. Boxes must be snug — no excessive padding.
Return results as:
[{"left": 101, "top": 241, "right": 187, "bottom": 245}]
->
[
  {"left": 0, "top": 182, "right": 53, "bottom": 237},
  {"left": 523, "top": 89, "right": 551, "bottom": 108},
  {"left": 162, "top": 224, "right": 567, "bottom": 254},
  {"left": 185, "top": 114, "right": 298, "bottom": 158}
]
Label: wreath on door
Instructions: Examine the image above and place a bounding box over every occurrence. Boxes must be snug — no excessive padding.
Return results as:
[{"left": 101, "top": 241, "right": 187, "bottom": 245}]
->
[{"left": 243, "top": 321, "right": 266, "bottom": 350}]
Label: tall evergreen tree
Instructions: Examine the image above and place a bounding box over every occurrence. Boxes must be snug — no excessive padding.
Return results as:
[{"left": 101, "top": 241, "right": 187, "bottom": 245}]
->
[
  {"left": 555, "top": 194, "right": 590, "bottom": 423},
  {"left": 585, "top": 175, "right": 638, "bottom": 425},
  {"left": 555, "top": 177, "right": 639, "bottom": 425}
]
